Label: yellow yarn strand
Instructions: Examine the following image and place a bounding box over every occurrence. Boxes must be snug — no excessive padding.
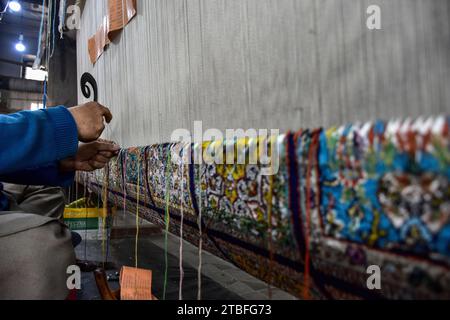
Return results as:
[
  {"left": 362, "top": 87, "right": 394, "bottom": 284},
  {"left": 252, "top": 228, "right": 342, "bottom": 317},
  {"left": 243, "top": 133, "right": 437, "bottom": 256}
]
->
[
  {"left": 179, "top": 146, "right": 186, "bottom": 300},
  {"left": 102, "top": 166, "right": 109, "bottom": 267},
  {"left": 267, "top": 173, "right": 274, "bottom": 299},
  {"left": 163, "top": 149, "right": 172, "bottom": 300},
  {"left": 83, "top": 173, "right": 88, "bottom": 260},
  {"left": 135, "top": 160, "right": 141, "bottom": 268},
  {"left": 197, "top": 147, "right": 203, "bottom": 301}
]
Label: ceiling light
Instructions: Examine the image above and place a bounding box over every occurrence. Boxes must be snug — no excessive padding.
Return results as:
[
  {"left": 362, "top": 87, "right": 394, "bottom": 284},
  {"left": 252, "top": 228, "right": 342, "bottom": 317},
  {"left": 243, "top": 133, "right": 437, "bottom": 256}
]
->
[
  {"left": 15, "top": 34, "right": 26, "bottom": 52},
  {"left": 9, "top": 1, "right": 21, "bottom": 12}
]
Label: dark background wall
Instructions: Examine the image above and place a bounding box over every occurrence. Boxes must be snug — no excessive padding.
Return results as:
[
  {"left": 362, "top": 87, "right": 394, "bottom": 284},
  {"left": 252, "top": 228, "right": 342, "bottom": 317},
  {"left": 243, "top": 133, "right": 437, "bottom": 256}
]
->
[{"left": 47, "top": 36, "right": 78, "bottom": 108}]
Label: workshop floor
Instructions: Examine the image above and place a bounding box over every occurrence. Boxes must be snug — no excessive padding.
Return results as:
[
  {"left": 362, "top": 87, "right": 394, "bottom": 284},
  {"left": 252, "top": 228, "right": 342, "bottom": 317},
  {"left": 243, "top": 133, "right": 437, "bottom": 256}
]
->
[{"left": 74, "top": 211, "right": 295, "bottom": 300}]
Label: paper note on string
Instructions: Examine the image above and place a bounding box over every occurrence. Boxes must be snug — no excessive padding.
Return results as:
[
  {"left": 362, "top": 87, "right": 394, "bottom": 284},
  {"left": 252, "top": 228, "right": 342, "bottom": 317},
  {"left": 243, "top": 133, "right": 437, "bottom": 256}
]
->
[
  {"left": 120, "top": 266, "right": 153, "bottom": 300},
  {"left": 107, "top": 0, "right": 137, "bottom": 41},
  {"left": 88, "top": 16, "right": 109, "bottom": 64},
  {"left": 88, "top": 0, "right": 137, "bottom": 64}
]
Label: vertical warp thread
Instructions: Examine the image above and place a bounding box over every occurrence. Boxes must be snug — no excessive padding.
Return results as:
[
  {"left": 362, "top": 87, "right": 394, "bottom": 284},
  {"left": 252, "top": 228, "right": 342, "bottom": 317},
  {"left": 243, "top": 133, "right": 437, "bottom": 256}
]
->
[
  {"left": 58, "top": 0, "right": 67, "bottom": 39},
  {"left": 68, "top": 184, "right": 72, "bottom": 205},
  {"left": 50, "top": 0, "right": 57, "bottom": 57},
  {"left": 96, "top": 171, "right": 100, "bottom": 236},
  {"left": 197, "top": 146, "right": 203, "bottom": 301},
  {"left": 83, "top": 173, "right": 88, "bottom": 261},
  {"left": 75, "top": 171, "right": 78, "bottom": 206},
  {"left": 43, "top": 0, "right": 53, "bottom": 107},
  {"left": 267, "top": 173, "right": 274, "bottom": 299},
  {"left": 42, "top": 79, "right": 48, "bottom": 109},
  {"left": 135, "top": 159, "right": 141, "bottom": 268},
  {"left": 34, "top": 0, "right": 46, "bottom": 69},
  {"left": 163, "top": 147, "right": 172, "bottom": 300},
  {"left": 45, "top": 0, "right": 52, "bottom": 73},
  {"left": 102, "top": 165, "right": 109, "bottom": 267},
  {"left": 303, "top": 133, "right": 318, "bottom": 300},
  {"left": 179, "top": 146, "right": 185, "bottom": 300},
  {"left": 122, "top": 151, "right": 128, "bottom": 218}
]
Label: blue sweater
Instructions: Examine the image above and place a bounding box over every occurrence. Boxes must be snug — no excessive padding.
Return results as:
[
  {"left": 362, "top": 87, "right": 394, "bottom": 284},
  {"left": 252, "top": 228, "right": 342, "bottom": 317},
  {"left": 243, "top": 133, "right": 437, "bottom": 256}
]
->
[{"left": 0, "top": 106, "right": 79, "bottom": 211}]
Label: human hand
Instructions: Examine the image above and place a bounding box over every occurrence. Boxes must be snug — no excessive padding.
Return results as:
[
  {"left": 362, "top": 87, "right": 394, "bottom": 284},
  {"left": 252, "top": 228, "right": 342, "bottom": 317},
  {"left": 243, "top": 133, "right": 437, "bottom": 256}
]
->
[
  {"left": 60, "top": 140, "right": 120, "bottom": 172},
  {"left": 69, "top": 102, "right": 113, "bottom": 143}
]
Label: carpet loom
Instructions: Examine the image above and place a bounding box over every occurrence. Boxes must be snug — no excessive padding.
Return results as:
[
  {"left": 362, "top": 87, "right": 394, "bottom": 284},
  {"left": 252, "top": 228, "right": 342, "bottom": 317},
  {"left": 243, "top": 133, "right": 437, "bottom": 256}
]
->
[
  {"left": 76, "top": 0, "right": 450, "bottom": 299},
  {"left": 79, "top": 117, "right": 450, "bottom": 299}
]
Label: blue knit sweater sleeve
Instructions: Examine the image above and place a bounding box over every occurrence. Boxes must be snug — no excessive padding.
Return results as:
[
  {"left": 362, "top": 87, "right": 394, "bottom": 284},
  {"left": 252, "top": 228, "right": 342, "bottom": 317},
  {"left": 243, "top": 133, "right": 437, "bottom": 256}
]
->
[
  {"left": 0, "top": 164, "right": 75, "bottom": 187},
  {"left": 0, "top": 106, "right": 79, "bottom": 176}
]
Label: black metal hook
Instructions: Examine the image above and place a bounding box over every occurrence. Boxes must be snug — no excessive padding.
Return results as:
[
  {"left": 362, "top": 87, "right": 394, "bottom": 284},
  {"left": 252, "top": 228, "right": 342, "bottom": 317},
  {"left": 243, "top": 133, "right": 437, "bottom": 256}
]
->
[{"left": 80, "top": 72, "right": 98, "bottom": 102}]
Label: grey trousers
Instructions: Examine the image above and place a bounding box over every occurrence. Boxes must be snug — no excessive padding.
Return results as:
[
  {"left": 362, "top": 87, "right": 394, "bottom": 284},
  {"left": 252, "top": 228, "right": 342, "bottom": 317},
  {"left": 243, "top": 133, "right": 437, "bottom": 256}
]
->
[{"left": 0, "top": 184, "right": 76, "bottom": 300}]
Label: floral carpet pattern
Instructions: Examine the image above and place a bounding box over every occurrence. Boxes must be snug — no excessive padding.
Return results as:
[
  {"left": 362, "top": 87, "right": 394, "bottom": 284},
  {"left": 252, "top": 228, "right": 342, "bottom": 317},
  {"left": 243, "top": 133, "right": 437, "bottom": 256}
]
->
[{"left": 80, "top": 117, "right": 449, "bottom": 299}]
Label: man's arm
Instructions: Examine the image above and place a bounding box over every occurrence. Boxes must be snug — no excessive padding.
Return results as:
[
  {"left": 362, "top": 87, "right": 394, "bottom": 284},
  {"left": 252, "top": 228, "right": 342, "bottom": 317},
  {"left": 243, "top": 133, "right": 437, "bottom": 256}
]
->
[
  {"left": 0, "top": 164, "right": 74, "bottom": 187},
  {"left": 0, "top": 141, "right": 120, "bottom": 187},
  {"left": 0, "top": 102, "right": 113, "bottom": 177},
  {"left": 0, "top": 107, "right": 78, "bottom": 175}
]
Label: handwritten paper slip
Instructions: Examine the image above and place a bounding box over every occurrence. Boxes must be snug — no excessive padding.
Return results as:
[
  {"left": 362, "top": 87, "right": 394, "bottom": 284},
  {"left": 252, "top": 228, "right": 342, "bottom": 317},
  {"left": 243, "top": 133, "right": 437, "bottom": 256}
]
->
[
  {"left": 119, "top": 266, "right": 153, "bottom": 301},
  {"left": 87, "top": 0, "right": 137, "bottom": 64},
  {"left": 88, "top": 16, "right": 109, "bottom": 64},
  {"left": 108, "top": 0, "right": 137, "bottom": 41}
]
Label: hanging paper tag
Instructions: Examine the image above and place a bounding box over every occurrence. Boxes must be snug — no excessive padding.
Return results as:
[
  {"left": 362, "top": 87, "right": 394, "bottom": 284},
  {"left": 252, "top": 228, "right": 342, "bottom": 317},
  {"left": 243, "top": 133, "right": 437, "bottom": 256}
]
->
[
  {"left": 120, "top": 266, "right": 153, "bottom": 300},
  {"left": 107, "top": 0, "right": 137, "bottom": 41}
]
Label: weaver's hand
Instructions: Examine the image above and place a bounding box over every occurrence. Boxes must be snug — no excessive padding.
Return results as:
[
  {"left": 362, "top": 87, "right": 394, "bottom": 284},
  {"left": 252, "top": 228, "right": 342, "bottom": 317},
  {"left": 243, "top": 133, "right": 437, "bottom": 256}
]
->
[
  {"left": 69, "top": 102, "right": 113, "bottom": 143},
  {"left": 60, "top": 140, "right": 120, "bottom": 172}
]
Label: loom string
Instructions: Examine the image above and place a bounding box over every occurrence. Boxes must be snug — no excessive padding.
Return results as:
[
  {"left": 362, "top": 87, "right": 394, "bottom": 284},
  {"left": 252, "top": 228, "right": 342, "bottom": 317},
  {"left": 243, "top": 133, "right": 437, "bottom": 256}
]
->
[
  {"left": 83, "top": 173, "right": 88, "bottom": 260},
  {"left": 101, "top": 171, "right": 105, "bottom": 266},
  {"left": 75, "top": 172, "right": 78, "bottom": 207},
  {"left": 122, "top": 151, "right": 128, "bottom": 220},
  {"left": 107, "top": 151, "right": 124, "bottom": 264},
  {"left": 186, "top": 144, "right": 232, "bottom": 266},
  {"left": 45, "top": 0, "right": 52, "bottom": 73},
  {"left": 119, "top": 0, "right": 129, "bottom": 222},
  {"left": 267, "top": 170, "right": 274, "bottom": 300},
  {"left": 142, "top": 146, "right": 155, "bottom": 207},
  {"left": 42, "top": 0, "right": 53, "bottom": 108},
  {"left": 50, "top": 0, "right": 57, "bottom": 58},
  {"left": 95, "top": 171, "right": 100, "bottom": 259},
  {"left": 163, "top": 145, "right": 172, "bottom": 300},
  {"left": 34, "top": 0, "right": 46, "bottom": 69},
  {"left": 42, "top": 80, "right": 47, "bottom": 109},
  {"left": 88, "top": 172, "right": 95, "bottom": 258},
  {"left": 74, "top": 173, "right": 78, "bottom": 209},
  {"left": 140, "top": 151, "right": 150, "bottom": 255},
  {"left": 101, "top": 56, "right": 122, "bottom": 264},
  {"left": 197, "top": 144, "right": 203, "bottom": 301},
  {"left": 311, "top": 130, "right": 331, "bottom": 299},
  {"left": 119, "top": 0, "right": 140, "bottom": 263},
  {"left": 102, "top": 94, "right": 116, "bottom": 258},
  {"left": 103, "top": 129, "right": 115, "bottom": 265},
  {"left": 98, "top": 0, "right": 130, "bottom": 261},
  {"left": 119, "top": 0, "right": 131, "bottom": 159},
  {"left": 135, "top": 157, "right": 141, "bottom": 268},
  {"left": 303, "top": 131, "right": 319, "bottom": 300},
  {"left": 102, "top": 164, "right": 110, "bottom": 266},
  {"left": 105, "top": 208, "right": 111, "bottom": 265},
  {"left": 140, "top": 149, "right": 148, "bottom": 222},
  {"left": 95, "top": 173, "right": 102, "bottom": 262},
  {"left": 287, "top": 130, "right": 331, "bottom": 300},
  {"left": 178, "top": 145, "right": 186, "bottom": 300},
  {"left": 58, "top": 0, "right": 67, "bottom": 39},
  {"left": 303, "top": 145, "right": 312, "bottom": 300}
]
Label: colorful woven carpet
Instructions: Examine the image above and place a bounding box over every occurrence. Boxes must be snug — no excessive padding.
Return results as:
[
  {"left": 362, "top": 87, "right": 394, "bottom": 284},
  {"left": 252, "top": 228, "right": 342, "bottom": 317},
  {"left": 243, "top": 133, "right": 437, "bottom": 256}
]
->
[{"left": 80, "top": 117, "right": 449, "bottom": 299}]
